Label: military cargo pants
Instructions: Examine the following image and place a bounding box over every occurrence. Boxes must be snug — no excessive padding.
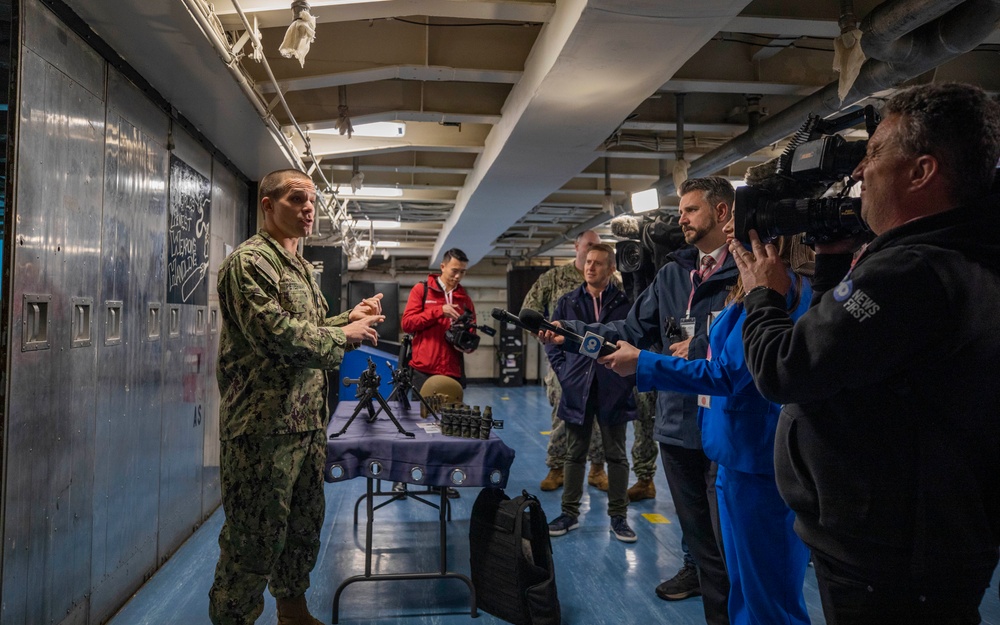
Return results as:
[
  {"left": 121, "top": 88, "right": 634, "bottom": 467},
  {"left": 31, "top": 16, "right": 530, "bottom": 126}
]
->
[
  {"left": 209, "top": 430, "right": 327, "bottom": 625},
  {"left": 631, "top": 390, "right": 659, "bottom": 480}
]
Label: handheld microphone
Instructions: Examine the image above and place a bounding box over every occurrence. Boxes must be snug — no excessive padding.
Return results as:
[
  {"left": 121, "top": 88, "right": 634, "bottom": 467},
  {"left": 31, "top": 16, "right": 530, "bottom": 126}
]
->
[
  {"left": 518, "top": 308, "right": 617, "bottom": 359},
  {"left": 491, "top": 307, "right": 529, "bottom": 331}
]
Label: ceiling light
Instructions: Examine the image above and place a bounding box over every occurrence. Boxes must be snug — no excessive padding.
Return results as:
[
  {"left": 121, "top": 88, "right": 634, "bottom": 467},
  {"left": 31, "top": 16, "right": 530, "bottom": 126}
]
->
[
  {"left": 337, "top": 187, "right": 404, "bottom": 198},
  {"left": 631, "top": 188, "right": 660, "bottom": 214},
  {"left": 313, "top": 122, "right": 406, "bottom": 138},
  {"left": 362, "top": 241, "right": 401, "bottom": 248},
  {"left": 351, "top": 220, "right": 402, "bottom": 229},
  {"left": 278, "top": 1, "right": 316, "bottom": 68}
]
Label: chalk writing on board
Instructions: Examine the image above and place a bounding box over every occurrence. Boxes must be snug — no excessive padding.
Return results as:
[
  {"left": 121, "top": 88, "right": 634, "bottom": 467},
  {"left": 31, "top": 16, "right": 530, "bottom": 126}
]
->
[{"left": 167, "top": 156, "right": 211, "bottom": 305}]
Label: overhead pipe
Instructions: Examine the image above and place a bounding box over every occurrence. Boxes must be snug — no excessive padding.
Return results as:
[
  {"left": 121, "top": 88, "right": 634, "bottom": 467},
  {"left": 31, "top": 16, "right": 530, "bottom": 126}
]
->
[
  {"left": 651, "top": 0, "right": 1000, "bottom": 199},
  {"left": 534, "top": 0, "right": 1000, "bottom": 254}
]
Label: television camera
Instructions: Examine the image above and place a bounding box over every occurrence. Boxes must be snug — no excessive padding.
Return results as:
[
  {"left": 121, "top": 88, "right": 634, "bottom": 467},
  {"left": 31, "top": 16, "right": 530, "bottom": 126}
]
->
[
  {"left": 445, "top": 309, "right": 496, "bottom": 353},
  {"left": 610, "top": 210, "right": 686, "bottom": 303},
  {"left": 734, "top": 105, "right": 880, "bottom": 244}
]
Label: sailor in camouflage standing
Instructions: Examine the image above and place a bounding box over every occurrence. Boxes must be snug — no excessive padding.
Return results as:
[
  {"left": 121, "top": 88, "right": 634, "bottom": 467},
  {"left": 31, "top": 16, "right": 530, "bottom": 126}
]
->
[{"left": 209, "top": 169, "right": 384, "bottom": 625}]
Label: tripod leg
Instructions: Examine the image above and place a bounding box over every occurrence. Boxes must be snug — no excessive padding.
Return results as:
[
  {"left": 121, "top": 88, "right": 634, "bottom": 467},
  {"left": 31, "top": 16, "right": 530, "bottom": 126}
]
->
[
  {"left": 413, "top": 389, "right": 440, "bottom": 421},
  {"left": 329, "top": 394, "right": 373, "bottom": 438},
  {"left": 373, "top": 392, "right": 415, "bottom": 438}
]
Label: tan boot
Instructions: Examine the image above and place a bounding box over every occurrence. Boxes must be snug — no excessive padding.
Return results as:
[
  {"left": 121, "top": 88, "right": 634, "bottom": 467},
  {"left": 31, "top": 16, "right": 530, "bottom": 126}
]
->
[
  {"left": 627, "top": 478, "right": 656, "bottom": 502},
  {"left": 540, "top": 467, "right": 564, "bottom": 491},
  {"left": 588, "top": 463, "right": 609, "bottom": 491},
  {"left": 276, "top": 595, "right": 324, "bottom": 625}
]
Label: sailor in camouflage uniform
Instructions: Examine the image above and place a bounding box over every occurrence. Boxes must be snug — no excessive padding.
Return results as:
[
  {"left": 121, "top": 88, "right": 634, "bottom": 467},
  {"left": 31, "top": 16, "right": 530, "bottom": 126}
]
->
[{"left": 209, "top": 169, "right": 384, "bottom": 625}]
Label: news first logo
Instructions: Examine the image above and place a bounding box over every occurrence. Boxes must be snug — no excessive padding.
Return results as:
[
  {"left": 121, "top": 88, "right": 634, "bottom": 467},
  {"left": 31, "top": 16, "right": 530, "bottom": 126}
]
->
[
  {"left": 833, "top": 280, "right": 880, "bottom": 322},
  {"left": 579, "top": 332, "right": 604, "bottom": 359}
]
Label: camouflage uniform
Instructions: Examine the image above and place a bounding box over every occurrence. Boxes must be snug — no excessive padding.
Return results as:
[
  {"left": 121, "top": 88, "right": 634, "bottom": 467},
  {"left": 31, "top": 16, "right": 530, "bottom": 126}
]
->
[
  {"left": 210, "top": 230, "right": 352, "bottom": 625},
  {"left": 632, "top": 389, "right": 658, "bottom": 480}
]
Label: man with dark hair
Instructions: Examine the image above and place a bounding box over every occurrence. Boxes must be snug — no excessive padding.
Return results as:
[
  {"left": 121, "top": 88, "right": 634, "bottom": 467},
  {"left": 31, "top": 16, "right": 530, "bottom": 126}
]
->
[
  {"left": 401, "top": 247, "right": 477, "bottom": 393},
  {"left": 731, "top": 82, "right": 1000, "bottom": 623},
  {"left": 210, "top": 168, "right": 385, "bottom": 625},
  {"left": 545, "top": 176, "right": 736, "bottom": 624}
]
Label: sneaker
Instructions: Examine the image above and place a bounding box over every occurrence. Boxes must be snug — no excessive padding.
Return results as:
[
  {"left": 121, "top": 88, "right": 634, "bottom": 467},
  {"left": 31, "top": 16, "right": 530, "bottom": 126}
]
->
[
  {"left": 588, "top": 463, "right": 609, "bottom": 491},
  {"left": 548, "top": 514, "right": 579, "bottom": 537},
  {"left": 627, "top": 478, "right": 656, "bottom": 502},
  {"left": 540, "top": 467, "right": 564, "bottom": 491},
  {"left": 391, "top": 482, "right": 406, "bottom": 493},
  {"left": 610, "top": 515, "right": 637, "bottom": 543},
  {"left": 655, "top": 563, "right": 701, "bottom": 601}
]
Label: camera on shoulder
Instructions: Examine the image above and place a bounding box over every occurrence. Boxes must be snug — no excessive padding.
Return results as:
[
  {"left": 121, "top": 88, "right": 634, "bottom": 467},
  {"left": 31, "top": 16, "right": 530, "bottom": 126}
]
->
[{"left": 735, "top": 105, "right": 880, "bottom": 244}]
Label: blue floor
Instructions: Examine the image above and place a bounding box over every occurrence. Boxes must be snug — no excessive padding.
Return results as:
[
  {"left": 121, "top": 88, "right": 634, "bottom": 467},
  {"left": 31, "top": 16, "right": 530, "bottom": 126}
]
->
[{"left": 109, "top": 384, "right": 1000, "bottom": 625}]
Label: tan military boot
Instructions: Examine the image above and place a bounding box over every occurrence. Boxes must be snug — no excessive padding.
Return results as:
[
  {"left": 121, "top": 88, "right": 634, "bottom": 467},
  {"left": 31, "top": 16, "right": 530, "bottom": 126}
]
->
[
  {"left": 276, "top": 595, "right": 324, "bottom": 625},
  {"left": 627, "top": 478, "right": 656, "bottom": 502},
  {"left": 540, "top": 467, "right": 564, "bottom": 491},
  {"left": 588, "top": 463, "right": 609, "bottom": 491}
]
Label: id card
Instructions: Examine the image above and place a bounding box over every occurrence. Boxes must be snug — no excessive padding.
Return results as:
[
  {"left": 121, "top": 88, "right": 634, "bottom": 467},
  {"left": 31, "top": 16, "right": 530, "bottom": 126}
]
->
[{"left": 680, "top": 316, "right": 696, "bottom": 339}]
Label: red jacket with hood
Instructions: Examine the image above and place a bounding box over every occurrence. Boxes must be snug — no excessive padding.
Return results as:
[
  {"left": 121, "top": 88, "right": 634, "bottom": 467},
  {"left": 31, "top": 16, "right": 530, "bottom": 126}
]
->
[{"left": 401, "top": 274, "right": 476, "bottom": 379}]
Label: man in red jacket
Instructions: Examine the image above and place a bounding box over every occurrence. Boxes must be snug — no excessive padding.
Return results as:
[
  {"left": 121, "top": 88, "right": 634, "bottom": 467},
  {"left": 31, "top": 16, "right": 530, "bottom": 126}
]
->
[{"left": 401, "top": 248, "right": 477, "bottom": 393}]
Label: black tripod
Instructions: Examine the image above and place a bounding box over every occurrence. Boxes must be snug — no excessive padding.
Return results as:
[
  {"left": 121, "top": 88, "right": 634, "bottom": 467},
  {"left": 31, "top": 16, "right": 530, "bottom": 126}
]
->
[
  {"left": 374, "top": 360, "right": 441, "bottom": 421},
  {"left": 329, "top": 358, "right": 414, "bottom": 438}
]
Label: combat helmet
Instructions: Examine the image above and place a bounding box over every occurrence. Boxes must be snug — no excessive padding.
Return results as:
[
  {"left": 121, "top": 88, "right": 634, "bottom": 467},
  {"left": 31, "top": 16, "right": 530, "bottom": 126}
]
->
[{"left": 420, "top": 375, "right": 463, "bottom": 418}]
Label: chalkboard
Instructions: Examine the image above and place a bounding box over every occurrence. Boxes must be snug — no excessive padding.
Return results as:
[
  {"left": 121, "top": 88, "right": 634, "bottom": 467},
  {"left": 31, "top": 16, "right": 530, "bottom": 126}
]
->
[{"left": 167, "top": 155, "right": 211, "bottom": 305}]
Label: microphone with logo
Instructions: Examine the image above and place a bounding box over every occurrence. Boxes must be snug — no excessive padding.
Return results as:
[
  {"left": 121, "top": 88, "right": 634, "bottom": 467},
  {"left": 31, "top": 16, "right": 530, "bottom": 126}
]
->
[{"left": 517, "top": 308, "right": 618, "bottom": 359}]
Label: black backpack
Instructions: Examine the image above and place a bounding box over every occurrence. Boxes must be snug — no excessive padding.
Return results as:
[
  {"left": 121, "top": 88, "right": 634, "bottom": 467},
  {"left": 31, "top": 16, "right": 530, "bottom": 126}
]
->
[{"left": 469, "top": 488, "right": 561, "bottom": 625}]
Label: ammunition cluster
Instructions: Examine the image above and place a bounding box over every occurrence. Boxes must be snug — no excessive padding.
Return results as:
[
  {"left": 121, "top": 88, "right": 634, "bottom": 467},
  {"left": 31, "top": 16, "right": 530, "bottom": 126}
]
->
[{"left": 439, "top": 404, "right": 503, "bottom": 439}]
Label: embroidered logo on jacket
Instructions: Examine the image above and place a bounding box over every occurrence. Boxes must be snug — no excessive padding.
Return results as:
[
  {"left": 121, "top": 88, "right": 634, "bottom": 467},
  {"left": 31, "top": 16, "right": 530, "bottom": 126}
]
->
[{"left": 842, "top": 288, "right": 880, "bottom": 322}]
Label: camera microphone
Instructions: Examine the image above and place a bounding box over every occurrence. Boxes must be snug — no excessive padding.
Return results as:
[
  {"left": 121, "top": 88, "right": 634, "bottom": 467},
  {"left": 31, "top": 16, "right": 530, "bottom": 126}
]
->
[
  {"left": 517, "top": 308, "right": 618, "bottom": 359},
  {"left": 610, "top": 214, "right": 641, "bottom": 239}
]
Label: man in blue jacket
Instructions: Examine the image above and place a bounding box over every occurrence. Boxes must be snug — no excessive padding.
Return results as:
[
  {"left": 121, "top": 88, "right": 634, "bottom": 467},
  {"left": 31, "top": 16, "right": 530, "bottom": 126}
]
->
[
  {"left": 549, "top": 177, "right": 736, "bottom": 624},
  {"left": 544, "top": 244, "right": 638, "bottom": 543}
]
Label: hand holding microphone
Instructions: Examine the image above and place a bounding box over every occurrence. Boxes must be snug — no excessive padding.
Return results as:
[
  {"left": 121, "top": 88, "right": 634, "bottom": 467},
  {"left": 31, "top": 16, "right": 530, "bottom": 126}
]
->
[{"left": 517, "top": 308, "right": 618, "bottom": 359}]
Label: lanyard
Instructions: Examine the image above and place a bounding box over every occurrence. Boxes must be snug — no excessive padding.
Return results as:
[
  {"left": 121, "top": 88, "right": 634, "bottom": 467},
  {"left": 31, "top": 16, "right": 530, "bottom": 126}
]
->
[
  {"left": 437, "top": 277, "right": 455, "bottom": 306},
  {"left": 591, "top": 290, "right": 602, "bottom": 321},
  {"left": 686, "top": 249, "right": 727, "bottom": 317}
]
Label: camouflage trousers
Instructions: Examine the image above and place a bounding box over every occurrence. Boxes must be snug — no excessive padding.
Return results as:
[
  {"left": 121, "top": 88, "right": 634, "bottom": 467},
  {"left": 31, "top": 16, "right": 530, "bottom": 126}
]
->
[
  {"left": 631, "top": 390, "right": 658, "bottom": 480},
  {"left": 544, "top": 372, "right": 658, "bottom": 478},
  {"left": 209, "top": 430, "right": 327, "bottom": 625}
]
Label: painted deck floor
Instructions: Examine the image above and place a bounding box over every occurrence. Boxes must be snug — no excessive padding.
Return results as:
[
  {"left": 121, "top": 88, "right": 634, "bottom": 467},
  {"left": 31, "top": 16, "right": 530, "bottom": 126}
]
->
[{"left": 108, "top": 384, "right": 1000, "bottom": 625}]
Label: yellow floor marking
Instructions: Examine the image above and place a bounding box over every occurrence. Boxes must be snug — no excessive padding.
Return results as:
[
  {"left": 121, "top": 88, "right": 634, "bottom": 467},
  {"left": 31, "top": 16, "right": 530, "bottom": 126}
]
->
[
  {"left": 642, "top": 513, "right": 671, "bottom": 524},
  {"left": 541, "top": 431, "right": 552, "bottom": 436}
]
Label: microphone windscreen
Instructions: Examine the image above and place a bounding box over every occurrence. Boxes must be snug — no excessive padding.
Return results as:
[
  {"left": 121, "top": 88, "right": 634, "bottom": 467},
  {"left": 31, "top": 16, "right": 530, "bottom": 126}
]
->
[
  {"left": 610, "top": 214, "right": 641, "bottom": 239},
  {"left": 518, "top": 308, "right": 545, "bottom": 331}
]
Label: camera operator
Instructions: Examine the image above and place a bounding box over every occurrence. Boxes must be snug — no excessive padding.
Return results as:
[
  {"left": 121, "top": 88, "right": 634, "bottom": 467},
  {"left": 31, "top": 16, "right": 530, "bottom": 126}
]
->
[
  {"left": 401, "top": 248, "right": 477, "bottom": 392},
  {"left": 731, "top": 82, "right": 1000, "bottom": 624}
]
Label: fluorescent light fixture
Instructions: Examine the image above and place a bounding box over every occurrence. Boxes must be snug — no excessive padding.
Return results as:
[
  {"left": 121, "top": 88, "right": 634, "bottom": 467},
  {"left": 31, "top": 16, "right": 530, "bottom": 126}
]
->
[
  {"left": 362, "top": 240, "right": 401, "bottom": 248},
  {"left": 631, "top": 188, "right": 660, "bottom": 213},
  {"left": 314, "top": 121, "right": 405, "bottom": 138},
  {"left": 337, "top": 186, "right": 404, "bottom": 198},
  {"left": 351, "top": 219, "right": 401, "bottom": 229}
]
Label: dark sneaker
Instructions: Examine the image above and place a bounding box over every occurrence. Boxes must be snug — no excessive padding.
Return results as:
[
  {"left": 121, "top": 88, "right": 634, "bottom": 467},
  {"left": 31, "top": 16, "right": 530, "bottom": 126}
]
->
[
  {"left": 548, "top": 514, "right": 579, "bottom": 537},
  {"left": 392, "top": 482, "right": 406, "bottom": 493},
  {"left": 655, "top": 563, "right": 701, "bottom": 601},
  {"left": 610, "top": 515, "right": 637, "bottom": 543}
]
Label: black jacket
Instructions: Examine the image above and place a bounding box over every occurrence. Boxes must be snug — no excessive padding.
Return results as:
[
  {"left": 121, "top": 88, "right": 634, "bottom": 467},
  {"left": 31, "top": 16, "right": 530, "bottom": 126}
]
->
[{"left": 742, "top": 201, "right": 1000, "bottom": 578}]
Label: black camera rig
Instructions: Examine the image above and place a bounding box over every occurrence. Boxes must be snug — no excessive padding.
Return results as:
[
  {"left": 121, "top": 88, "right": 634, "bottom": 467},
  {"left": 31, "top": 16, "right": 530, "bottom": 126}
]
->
[
  {"left": 734, "top": 105, "right": 880, "bottom": 244},
  {"left": 445, "top": 310, "right": 495, "bottom": 353}
]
